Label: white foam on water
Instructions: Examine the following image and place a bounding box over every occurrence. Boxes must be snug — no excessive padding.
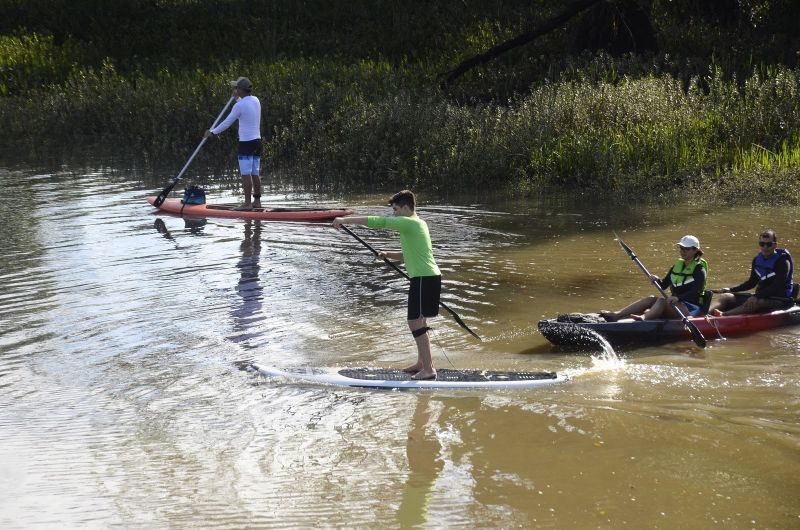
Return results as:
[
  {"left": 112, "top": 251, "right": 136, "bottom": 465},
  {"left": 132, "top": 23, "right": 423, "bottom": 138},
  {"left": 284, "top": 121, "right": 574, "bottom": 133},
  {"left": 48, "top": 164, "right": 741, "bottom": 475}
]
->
[
  {"left": 559, "top": 331, "right": 625, "bottom": 382},
  {"left": 589, "top": 332, "right": 625, "bottom": 369}
]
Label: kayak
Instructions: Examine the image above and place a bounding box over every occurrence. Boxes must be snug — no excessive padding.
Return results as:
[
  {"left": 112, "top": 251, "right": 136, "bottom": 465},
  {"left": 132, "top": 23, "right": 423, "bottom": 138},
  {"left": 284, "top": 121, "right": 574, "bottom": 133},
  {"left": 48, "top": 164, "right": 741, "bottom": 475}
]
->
[
  {"left": 538, "top": 305, "right": 800, "bottom": 347},
  {"left": 147, "top": 196, "right": 353, "bottom": 221}
]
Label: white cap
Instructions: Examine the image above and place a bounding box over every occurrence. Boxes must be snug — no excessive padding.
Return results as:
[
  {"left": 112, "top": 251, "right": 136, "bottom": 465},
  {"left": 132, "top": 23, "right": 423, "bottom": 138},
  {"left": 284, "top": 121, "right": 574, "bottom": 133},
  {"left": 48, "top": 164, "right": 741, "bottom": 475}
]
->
[{"left": 676, "top": 235, "right": 700, "bottom": 249}]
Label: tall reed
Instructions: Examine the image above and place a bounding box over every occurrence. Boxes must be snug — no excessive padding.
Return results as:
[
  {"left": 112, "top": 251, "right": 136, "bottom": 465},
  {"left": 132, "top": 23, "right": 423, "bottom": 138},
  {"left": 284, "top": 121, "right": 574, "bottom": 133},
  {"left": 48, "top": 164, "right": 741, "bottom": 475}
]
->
[{"left": 1, "top": 57, "right": 798, "bottom": 200}]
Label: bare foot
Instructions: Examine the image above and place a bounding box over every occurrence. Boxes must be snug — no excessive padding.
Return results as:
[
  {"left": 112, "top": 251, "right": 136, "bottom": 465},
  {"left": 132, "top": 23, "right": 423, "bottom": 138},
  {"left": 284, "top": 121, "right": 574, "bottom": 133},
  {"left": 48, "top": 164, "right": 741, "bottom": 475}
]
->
[
  {"left": 402, "top": 363, "right": 422, "bottom": 373},
  {"left": 600, "top": 311, "right": 618, "bottom": 322},
  {"left": 234, "top": 203, "right": 252, "bottom": 211},
  {"left": 411, "top": 370, "right": 436, "bottom": 380},
  {"left": 252, "top": 200, "right": 262, "bottom": 208}
]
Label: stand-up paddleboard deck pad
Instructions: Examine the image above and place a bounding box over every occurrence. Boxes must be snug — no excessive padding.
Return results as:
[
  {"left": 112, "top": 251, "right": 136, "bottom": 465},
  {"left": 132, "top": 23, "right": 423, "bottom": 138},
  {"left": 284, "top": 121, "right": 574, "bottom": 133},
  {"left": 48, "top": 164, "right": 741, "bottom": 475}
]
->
[{"left": 252, "top": 364, "right": 567, "bottom": 389}]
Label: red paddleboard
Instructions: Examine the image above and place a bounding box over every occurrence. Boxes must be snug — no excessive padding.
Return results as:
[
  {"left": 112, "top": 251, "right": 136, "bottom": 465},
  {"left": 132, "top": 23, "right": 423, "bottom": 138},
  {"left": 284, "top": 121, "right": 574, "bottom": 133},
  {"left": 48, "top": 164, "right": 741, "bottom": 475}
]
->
[{"left": 147, "top": 196, "right": 353, "bottom": 221}]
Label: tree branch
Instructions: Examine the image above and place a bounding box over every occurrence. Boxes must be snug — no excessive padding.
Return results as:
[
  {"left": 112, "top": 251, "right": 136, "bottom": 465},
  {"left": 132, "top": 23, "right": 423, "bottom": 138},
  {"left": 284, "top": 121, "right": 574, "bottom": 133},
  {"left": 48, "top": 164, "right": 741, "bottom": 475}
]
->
[{"left": 440, "top": 0, "right": 605, "bottom": 87}]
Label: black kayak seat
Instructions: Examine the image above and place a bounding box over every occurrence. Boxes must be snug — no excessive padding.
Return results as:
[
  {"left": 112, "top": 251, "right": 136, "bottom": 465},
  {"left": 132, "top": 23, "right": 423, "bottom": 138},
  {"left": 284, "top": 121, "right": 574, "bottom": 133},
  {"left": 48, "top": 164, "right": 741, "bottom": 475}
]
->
[{"left": 700, "top": 289, "right": 713, "bottom": 315}]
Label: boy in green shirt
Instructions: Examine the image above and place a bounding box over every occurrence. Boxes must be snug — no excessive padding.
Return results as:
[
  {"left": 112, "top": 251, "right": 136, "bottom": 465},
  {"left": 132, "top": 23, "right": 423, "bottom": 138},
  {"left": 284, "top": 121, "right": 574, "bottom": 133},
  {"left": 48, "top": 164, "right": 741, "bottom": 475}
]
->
[{"left": 332, "top": 190, "right": 442, "bottom": 380}]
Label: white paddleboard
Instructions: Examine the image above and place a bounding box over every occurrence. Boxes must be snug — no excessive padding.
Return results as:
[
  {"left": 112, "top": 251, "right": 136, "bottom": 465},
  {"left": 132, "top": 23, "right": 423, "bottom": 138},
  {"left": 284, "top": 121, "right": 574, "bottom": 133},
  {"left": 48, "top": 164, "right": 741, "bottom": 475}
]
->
[{"left": 251, "top": 364, "right": 568, "bottom": 389}]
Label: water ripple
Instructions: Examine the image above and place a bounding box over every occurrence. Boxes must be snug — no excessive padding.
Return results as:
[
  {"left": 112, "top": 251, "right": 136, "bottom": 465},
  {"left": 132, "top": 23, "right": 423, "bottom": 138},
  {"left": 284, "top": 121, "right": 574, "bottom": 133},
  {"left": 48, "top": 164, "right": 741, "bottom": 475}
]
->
[{"left": 1, "top": 169, "right": 799, "bottom": 528}]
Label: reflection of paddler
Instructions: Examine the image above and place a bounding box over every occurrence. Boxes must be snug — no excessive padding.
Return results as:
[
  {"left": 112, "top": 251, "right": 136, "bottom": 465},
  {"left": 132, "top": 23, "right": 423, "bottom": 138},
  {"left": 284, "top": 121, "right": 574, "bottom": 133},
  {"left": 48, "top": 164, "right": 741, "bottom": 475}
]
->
[
  {"left": 231, "top": 220, "right": 265, "bottom": 347},
  {"left": 397, "top": 396, "right": 443, "bottom": 528},
  {"left": 154, "top": 218, "right": 172, "bottom": 239},
  {"left": 153, "top": 217, "right": 206, "bottom": 240}
]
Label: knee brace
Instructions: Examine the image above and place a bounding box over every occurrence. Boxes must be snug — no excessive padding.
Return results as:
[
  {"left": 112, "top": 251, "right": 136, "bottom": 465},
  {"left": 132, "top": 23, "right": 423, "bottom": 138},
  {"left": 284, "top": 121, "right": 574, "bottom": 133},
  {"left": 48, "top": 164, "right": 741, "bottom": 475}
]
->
[{"left": 412, "top": 327, "right": 431, "bottom": 338}]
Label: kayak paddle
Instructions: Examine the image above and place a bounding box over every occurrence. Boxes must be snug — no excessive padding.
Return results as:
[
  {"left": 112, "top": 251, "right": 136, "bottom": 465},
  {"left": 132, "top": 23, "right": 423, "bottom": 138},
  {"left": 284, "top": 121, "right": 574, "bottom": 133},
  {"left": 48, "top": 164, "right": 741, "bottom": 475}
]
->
[
  {"left": 339, "top": 224, "right": 482, "bottom": 341},
  {"left": 614, "top": 233, "right": 707, "bottom": 348},
  {"left": 153, "top": 95, "right": 235, "bottom": 207}
]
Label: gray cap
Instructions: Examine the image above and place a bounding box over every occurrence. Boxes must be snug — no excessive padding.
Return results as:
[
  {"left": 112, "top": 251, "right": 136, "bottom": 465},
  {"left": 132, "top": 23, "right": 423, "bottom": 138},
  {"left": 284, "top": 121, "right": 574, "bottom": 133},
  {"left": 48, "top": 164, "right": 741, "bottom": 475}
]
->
[{"left": 230, "top": 76, "right": 252, "bottom": 90}]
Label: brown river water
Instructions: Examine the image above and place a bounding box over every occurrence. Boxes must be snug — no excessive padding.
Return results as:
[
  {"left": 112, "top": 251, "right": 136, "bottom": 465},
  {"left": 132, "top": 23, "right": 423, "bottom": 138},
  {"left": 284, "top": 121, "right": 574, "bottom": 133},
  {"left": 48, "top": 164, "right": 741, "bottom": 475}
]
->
[{"left": 1, "top": 165, "right": 798, "bottom": 528}]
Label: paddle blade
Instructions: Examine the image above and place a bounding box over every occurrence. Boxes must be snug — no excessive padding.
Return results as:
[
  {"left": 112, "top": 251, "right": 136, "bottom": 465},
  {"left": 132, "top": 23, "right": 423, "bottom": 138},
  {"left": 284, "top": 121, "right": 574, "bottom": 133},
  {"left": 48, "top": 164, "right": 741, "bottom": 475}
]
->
[
  {"left": 614, "top": 235, "right": 635, "bottom": 258},
  {"left": 153, "top": 181, "right": 178, "bottom": 208},
  {"left": 685, "top": 319, "right": 707, "bottom": 348},
  {"left": 440, "top": 301, "right": 482, "bottom": 341},
  {"left": 453, "top": 314, "right": 482, "bottom": 342}
]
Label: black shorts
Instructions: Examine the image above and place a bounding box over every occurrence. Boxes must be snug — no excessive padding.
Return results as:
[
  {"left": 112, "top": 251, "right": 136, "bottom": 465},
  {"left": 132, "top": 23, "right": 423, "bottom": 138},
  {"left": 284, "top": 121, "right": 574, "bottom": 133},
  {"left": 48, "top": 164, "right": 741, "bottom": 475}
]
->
[
  {"left": 407, "top": 275, "right": 441, "bottom": 320},
  {"left": 237, "top": 139, "right": 262, "bottom": 156}
]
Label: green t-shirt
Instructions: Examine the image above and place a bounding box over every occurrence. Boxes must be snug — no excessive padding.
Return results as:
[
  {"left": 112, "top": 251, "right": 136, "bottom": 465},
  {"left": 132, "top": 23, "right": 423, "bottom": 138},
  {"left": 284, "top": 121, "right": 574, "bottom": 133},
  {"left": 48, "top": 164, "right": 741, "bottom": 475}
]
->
[{"left": 367, "top": 215, "right": 441, "bottom": 278}]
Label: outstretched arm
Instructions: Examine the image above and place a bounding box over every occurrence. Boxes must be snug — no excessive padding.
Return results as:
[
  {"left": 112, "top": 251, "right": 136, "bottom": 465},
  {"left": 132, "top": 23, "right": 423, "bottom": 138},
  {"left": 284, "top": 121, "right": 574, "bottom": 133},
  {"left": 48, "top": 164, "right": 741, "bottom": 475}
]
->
[
  {"left": 332, "top": 216, "right": 369, "bottom": 228},
  {"left": 333, "top": 216, "right": 405, "bottom": 263},
  {"left": 729, "top": 265, "right": 759, "bottom": 293},
  {"left": 378, "top": 250, "right": 404, "bottom": 262},
  {"left": 204, "top": 101, "right": 241, "bottom": 137}
]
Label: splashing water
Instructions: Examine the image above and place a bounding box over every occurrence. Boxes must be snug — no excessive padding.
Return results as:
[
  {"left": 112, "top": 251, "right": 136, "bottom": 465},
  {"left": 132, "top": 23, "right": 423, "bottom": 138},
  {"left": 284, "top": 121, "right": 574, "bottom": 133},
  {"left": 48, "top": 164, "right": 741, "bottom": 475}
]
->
[
  {"left": 540, "top": 321, "right": 622, "bottom": 362},
  {"left": 540, "top": 320, "right": 625, "bottom": 377},
  {"left": 588, "top": 330, "right": 625, "bottom": 369}
]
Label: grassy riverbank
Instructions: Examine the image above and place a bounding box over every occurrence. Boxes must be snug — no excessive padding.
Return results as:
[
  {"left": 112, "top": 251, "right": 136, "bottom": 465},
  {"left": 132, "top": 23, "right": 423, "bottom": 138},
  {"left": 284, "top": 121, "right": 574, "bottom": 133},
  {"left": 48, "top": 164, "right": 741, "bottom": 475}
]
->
[{"left": 1, "top": 1, "right": 798, "bottom": 199}]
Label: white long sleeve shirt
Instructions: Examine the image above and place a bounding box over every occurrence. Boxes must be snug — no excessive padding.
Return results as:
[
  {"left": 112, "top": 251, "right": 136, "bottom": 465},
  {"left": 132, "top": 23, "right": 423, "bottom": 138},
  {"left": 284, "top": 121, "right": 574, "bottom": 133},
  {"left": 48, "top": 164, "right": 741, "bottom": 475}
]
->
[{"left": 211, "top": 95, "right": 261, "bottom": 141}]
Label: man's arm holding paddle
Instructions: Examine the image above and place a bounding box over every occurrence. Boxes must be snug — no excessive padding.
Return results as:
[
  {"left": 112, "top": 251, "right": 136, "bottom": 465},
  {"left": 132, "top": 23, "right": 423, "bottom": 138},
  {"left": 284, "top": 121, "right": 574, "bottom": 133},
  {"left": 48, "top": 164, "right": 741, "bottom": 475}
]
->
[
  {"left": 332, "top": 216, "right": 368, "bottom": 227},
  {"left": 333, "top": 216, "right": 403, "bottom": 261}
]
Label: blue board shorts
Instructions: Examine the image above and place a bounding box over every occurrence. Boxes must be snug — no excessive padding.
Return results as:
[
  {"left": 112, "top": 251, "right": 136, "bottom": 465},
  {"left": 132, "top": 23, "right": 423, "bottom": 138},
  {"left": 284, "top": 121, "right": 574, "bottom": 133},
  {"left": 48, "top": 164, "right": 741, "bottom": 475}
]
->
[{"left": 238, "top": 139, "right": 262, "bottom": 176}]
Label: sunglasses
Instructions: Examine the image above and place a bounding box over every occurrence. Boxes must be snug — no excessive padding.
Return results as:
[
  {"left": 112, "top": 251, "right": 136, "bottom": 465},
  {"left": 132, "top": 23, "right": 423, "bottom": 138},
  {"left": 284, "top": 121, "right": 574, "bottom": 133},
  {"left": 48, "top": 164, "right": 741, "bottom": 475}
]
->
[
  {"left": 759, "top": 241, "right": 774, "bottom": 247},
  {"left": 679, "top": 246, "right": 695, "bottom": 251}
]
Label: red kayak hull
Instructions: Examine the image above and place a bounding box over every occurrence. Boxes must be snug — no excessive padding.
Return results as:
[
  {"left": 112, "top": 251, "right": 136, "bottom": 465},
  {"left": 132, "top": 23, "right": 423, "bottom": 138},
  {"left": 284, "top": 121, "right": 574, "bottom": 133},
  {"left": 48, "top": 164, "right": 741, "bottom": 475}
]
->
[
  {"left": 147, "top": 196, "right": 352, "bottom": 221},
  {"left": 538, "top": 306, "right": 800, "bottom": 347}
]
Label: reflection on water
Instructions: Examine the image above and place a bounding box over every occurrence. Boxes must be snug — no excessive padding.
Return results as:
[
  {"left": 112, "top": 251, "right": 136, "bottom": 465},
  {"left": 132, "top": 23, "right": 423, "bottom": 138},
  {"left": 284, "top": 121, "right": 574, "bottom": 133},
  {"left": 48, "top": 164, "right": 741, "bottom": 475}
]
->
[
  {"left": 397, "top": 396, "right": 443, "bottom": 528},
  {"left": 154, "top": 216, "right": 266, "bottom": 349},
  {"left": 231, "top": 220, "right": 265, "bottom": 349},
  {"left": 0, "top": 165, "right": 799, "bottom": 528}
]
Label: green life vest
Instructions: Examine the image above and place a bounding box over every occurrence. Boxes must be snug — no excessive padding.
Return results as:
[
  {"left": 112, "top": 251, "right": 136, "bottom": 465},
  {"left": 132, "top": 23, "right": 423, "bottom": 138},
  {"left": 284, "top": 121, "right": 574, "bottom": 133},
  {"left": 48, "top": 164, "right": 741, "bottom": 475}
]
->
[{"left": 669, "top": 257, "right": 708, "bottom": 303}]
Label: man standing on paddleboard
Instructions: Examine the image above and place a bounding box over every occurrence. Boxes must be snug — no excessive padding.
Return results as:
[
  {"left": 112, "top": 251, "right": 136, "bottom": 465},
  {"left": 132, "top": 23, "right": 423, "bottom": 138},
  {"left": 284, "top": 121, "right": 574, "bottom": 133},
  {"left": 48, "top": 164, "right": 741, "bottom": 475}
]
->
[
  {"left": 204, "top": 76, "right": 263, "bottom": 209},
  {"left": 332, "top": 190, "right": 442, "bottom": 380}
]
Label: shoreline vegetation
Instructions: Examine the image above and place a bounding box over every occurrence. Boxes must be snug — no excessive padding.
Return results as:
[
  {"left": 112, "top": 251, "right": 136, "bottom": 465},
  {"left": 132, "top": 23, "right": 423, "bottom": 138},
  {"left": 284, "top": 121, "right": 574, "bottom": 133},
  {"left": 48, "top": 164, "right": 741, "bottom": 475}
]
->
[{"left": 1, "top": 0, "right": 798, "bottom": 201}]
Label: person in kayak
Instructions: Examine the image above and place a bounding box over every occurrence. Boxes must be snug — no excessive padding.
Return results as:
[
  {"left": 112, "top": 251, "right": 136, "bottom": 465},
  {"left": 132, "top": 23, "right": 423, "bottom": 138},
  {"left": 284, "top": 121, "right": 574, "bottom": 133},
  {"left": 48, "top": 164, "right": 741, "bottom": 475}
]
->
[
  {"left": 332, "top": 190, "right": 442, "bottom": 380},
  {"left": 709, "top": 230, "right": 795, "bottom": 316},
  {"left": 204, "top": 76, "right": 263, "bottom": 209},
  {"left": 601, "top": 235, "right": 708, "bottom": 321}
]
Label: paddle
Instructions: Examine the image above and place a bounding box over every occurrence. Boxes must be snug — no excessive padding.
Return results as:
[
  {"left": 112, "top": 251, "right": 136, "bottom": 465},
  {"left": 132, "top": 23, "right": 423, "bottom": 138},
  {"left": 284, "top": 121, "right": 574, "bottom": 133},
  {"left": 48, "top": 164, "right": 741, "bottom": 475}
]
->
[
  {"left": 153, "top": 95, "right": 236, "bottom": 207},
  {"left": 613, "top": 233, "right": 707, "bottom": 348},
  {"left": 339, "top": 224, "right": 482, "bottom": 341}
]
